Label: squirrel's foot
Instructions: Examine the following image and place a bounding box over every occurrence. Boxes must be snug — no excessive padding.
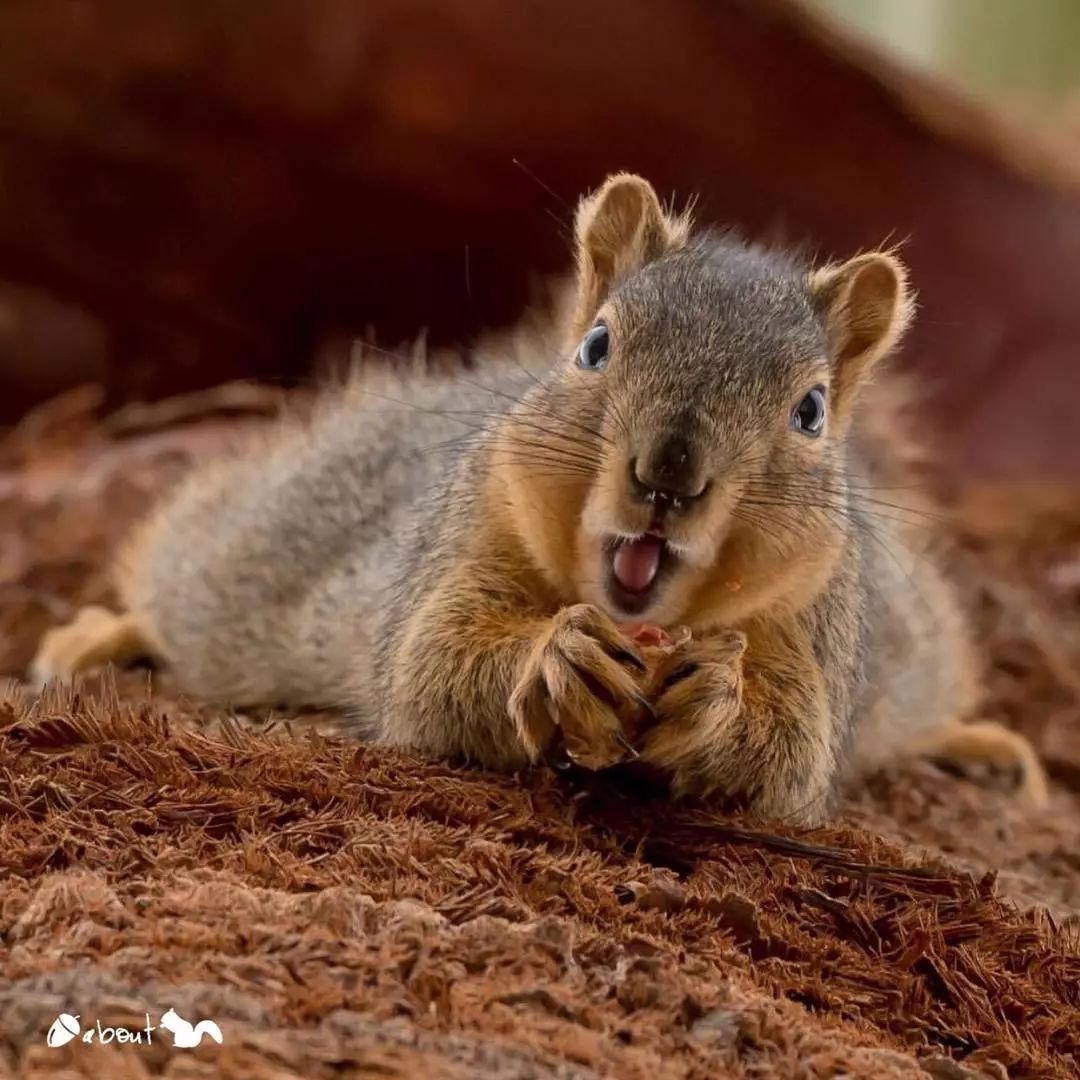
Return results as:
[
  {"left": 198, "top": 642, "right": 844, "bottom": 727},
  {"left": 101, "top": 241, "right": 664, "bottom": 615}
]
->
[
  {"left": 914, "top": 719, "right": 1049, "bottom": 807},
  {"left": 509, "top": 603, "right": 651, "bottom": 770},
  {"left": 29, "top": 606, "right": 154, "bottom": 685}
]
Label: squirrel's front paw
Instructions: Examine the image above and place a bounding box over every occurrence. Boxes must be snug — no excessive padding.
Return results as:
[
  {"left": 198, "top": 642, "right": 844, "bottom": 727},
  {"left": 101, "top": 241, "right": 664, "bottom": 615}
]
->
[
  {"left": 509, "top": 603, "right": 651, "bottom": 770},
  {"left": 639, "top": 632, "right": 746, "bottom": 779},
  {"left": 641, "top": 632, "right": 835, "bottom": 823}
]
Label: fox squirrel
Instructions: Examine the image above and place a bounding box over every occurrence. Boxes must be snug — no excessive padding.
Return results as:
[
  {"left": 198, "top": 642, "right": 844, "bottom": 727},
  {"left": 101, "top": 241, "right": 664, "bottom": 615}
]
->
[{"left": 31, "top": 173, "right": 1046, "bottom": 823}]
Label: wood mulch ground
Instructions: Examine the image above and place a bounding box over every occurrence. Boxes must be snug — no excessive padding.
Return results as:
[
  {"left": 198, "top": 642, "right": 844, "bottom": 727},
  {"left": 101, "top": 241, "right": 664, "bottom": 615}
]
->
[{"left": 0, "top": 386, "right": 1078, "bottom": 1079}]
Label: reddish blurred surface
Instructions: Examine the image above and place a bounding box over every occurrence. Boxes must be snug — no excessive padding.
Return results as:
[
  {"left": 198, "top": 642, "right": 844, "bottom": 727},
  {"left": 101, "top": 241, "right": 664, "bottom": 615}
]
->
[{"left": 2, "top": 0, "right": 1080, "bottom": 481}]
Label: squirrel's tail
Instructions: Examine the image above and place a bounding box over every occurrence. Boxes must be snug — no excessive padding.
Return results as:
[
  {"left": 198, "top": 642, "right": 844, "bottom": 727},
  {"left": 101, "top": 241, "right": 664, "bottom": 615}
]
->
[{"left": 192, "top": 1021, "right": 223, "bottom": 1045}]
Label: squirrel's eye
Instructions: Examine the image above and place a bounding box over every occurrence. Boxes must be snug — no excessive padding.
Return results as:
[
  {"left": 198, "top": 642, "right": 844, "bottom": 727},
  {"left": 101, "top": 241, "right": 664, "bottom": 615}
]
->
[
  {"left": 791, "top": 386, "right": 826, "bottom": 436},
  {"left": 576, "top": 323, "right": 610, "bottom": 371}
]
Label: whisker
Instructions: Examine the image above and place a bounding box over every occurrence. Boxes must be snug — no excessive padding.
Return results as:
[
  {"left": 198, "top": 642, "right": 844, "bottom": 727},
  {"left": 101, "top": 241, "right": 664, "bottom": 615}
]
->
[
  {"left": 745, "top": 479, "right": 947, "bottom": 526},
  {"left": 736, "top": 496, "right": 943, "bottom": 628}
]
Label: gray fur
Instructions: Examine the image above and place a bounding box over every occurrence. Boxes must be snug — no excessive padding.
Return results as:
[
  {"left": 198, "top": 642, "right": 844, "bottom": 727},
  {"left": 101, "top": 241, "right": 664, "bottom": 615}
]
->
[{"left": 122, "top": 365, "right": 535, "bottom": 711}]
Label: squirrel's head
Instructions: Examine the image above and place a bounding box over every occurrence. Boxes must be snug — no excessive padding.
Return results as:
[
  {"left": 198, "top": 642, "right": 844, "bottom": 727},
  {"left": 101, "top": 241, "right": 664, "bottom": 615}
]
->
[{"left": 501, "top": 173, "right": 912, "bottom": 627}]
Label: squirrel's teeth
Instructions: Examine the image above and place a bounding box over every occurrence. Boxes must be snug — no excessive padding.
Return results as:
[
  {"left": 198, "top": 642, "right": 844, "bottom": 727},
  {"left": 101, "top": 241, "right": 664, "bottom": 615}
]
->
[{"left": 612, "top": 535, "right": 665, "bottom": 594}]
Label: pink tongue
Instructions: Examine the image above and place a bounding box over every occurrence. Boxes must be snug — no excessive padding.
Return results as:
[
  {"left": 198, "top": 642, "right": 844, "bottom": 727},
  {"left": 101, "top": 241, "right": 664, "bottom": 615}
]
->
[{"left": 612, "top": 536, "right": 665, "bottom": 593}]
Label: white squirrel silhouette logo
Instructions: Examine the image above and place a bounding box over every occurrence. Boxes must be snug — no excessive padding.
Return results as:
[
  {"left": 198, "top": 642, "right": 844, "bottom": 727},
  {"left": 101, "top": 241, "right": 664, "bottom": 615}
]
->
[{"left": 159, "top": 1008, "right": 223, "bottom": 1048}]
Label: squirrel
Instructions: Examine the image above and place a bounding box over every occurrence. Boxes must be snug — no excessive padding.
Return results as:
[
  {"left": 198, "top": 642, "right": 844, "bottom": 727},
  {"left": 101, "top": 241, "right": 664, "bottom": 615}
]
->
[
  {"left": 31, "top": 173, "right": 1047, "bottom": 823},
  {"left": 158, "top": 1008, "right": 223, "bottom": 1048}
]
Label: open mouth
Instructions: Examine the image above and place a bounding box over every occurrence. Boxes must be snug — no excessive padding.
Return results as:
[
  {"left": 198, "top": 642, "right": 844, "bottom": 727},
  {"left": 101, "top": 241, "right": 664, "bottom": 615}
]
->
[{"left": 604, "top": 532, "right": 675, "bottom": 615}]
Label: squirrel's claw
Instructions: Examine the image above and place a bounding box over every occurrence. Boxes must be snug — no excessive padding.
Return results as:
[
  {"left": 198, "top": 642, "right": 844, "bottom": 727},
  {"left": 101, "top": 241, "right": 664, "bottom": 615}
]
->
[
  {"left": 630, "top": 691, "right": 656, "bottom": 723},
  {"left": 613, "top": 728, "right": 640, "bottom": 759},
  {"left": 542, "top": 741, "right": 575, "bottom": 771},
  {"left": 608, "top": 645, "right": 647, "bottom": 673}
]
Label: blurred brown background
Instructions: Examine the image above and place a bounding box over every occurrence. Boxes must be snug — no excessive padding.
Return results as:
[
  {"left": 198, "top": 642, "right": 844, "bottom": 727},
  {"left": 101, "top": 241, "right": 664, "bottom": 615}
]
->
[{"left": 3, "top": 0, "right": 1080, "bottom": 482}]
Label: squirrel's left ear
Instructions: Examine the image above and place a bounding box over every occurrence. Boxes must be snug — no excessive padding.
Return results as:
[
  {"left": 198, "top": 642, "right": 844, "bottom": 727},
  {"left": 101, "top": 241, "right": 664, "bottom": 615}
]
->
[
  {"left": 572, "top": 173, "right": 690, "bottom": 336},
  {"left": 809, "top": 252, "right": 913, "bottom": 419}
]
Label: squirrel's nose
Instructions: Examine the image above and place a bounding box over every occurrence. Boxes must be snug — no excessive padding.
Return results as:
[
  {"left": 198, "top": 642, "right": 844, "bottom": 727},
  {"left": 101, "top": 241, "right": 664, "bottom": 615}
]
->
[{"left": 630, "top": 435, "right": 708, "bottom": 505}]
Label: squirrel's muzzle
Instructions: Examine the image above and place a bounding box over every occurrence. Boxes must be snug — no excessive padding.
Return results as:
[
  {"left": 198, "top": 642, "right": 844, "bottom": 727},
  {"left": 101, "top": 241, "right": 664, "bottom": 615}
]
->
[{"left": 630, "top": 433, "right": 708, "bottom": 508}]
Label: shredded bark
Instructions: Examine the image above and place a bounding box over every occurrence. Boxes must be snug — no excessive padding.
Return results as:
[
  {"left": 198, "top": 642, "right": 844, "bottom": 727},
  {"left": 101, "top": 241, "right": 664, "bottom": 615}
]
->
[{"left": 0, "top": 394, "right": 1078, "bottom": 1079}]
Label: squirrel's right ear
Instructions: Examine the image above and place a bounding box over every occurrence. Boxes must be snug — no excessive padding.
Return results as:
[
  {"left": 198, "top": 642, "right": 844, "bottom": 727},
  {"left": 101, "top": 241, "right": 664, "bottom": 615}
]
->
[{"left": 572, "top": 173, "right": 690, "bottom": 336}]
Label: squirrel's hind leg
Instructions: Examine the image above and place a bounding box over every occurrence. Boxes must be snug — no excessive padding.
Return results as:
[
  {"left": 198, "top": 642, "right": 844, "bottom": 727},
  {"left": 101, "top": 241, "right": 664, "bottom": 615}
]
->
[
  {"left": 29, "top": 605, "right": 157, "bottom": 685},
  {"left": 912, "top": 720, "right": 1049, "bottom": 807}
]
